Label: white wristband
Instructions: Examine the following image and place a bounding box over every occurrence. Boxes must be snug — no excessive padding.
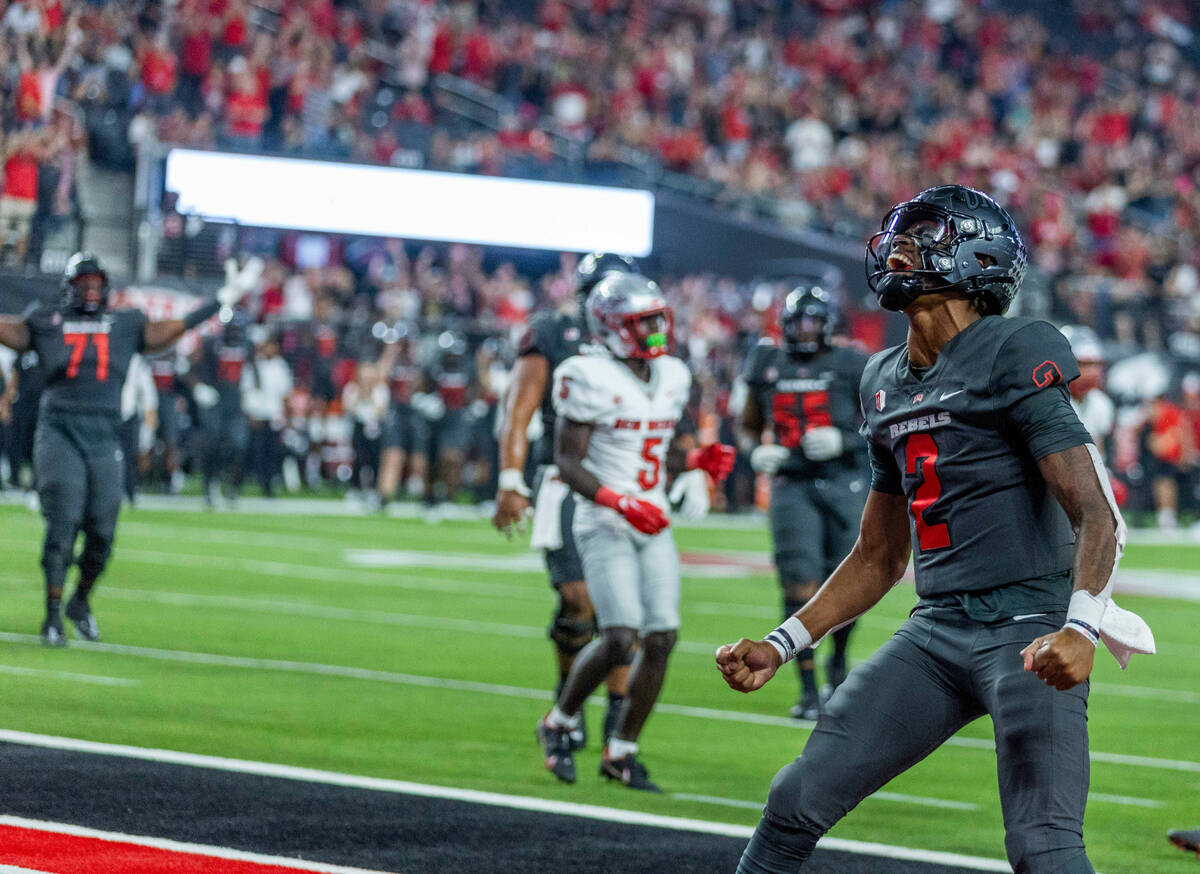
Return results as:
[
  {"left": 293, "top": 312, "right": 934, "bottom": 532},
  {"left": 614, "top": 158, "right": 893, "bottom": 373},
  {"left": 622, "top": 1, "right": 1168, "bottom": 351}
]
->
[
  {"left": 498, "top": 468, "right": 530, "bottom": 497},
  {"left": 1064, "top": 589, "right": 1105, "bottom": 647},
  {"left": 765, "top": 616, "right": 813, "bottom": 664}
]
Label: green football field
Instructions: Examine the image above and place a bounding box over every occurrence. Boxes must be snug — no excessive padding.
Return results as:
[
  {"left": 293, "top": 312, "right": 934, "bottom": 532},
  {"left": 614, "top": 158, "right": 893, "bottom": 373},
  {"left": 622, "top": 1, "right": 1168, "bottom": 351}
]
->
[{"left": 0, "top": 502, "right": 1196, "bottom": 873}]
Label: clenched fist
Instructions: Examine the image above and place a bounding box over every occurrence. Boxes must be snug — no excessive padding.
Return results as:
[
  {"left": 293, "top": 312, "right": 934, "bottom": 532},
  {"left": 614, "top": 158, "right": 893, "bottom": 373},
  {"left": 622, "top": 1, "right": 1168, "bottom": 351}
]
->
[
  {"left": 1020, "top": 628, "right": 1095, "bottom": 690},
  {"left": 715, "top": 638, "right": 782, "bottom": 693}
]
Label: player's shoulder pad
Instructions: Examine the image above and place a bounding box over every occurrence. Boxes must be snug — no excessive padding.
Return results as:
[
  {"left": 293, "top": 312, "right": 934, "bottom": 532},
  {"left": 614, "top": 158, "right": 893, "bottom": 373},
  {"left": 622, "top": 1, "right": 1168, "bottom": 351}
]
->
[
  {"left": 858, "top": 343, "right": 906, "bottom": 415},
  {"left": 21, "top": 300, "right": 46, "bottom": 324},
  {"left": 518, "top": 309, "right": 564, "bottom": 358},
  {"left": 988, "top": 317, "right": 1080, "bottom": 406},
  {"left": 660, "top": 352, "right": 691, "bottom": 382},
  {"left": 741, "top": 338, "right": 779, "bottom": 383},
  {"left": 552, "top": 352, "right": 617, "bottom": 424}
]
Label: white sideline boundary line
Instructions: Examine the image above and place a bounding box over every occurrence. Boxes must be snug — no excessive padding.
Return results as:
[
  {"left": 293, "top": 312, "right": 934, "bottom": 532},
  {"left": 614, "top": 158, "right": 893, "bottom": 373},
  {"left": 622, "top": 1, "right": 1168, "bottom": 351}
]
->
[
  {"left": 0, "top": 732, "right": 1012, "bottom": 872},
  {"left": 0, "top": 631, "right": 1197, "bottom": 775},
  {"left": 0, "top": 815, "right": 395, "bottom": 874}
]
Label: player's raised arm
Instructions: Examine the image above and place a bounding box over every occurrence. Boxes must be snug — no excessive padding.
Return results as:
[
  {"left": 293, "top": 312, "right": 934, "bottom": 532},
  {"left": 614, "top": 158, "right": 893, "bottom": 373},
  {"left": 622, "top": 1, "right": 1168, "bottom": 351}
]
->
[
  {"left": 0, "top": 315, "right": 30, "bottom": 353},
  {"left": 716, "top": 486, "right": 910, "bottom": 693},
  {"left": 144, "top": 257, "right": 263, "bottom": 353},
  {"left": 492, "top": 352, "right": 546, "bottom": 533}
]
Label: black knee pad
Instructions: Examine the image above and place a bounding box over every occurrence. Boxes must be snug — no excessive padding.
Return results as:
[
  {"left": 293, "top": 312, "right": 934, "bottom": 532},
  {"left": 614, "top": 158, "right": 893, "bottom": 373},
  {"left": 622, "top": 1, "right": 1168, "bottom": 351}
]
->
[
  {"left": 642, "top": 629, "right": 677, "bottom": 660},
  {"left": 548, "top": 608, "right": 596, "bottom": 657}
]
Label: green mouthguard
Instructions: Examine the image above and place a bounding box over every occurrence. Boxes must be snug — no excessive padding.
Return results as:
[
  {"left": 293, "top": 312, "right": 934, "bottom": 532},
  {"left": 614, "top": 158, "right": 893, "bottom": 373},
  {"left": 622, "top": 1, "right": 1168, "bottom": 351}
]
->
[{"left": 645, "top": 332, "right": 667, "bottom": 348}]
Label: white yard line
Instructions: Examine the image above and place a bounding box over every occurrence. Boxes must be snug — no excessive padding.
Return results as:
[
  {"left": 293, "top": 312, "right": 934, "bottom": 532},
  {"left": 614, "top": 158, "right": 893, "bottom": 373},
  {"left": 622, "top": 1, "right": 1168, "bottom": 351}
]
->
[
  {"left": 0, "top": 816, "right": 396, "bottom": 874},
  {"left": 0, "top": 665, "right": 137, "bottom": 687},
  {"left": 0, "top": 632, "right": 1195, "bottom": 774},
  {"left": 77, "top": 586, "right": 1200, "bottom": 705},
  {"left": 0, "top": 735, "right": 1012, "bottom": 872}
]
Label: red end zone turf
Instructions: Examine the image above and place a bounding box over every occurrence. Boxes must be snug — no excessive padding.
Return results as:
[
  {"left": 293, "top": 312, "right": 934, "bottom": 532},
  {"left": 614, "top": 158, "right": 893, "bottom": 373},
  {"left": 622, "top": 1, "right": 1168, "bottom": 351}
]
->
[{"left": 0, "top": 824, "right": 372, "bottom": 874}]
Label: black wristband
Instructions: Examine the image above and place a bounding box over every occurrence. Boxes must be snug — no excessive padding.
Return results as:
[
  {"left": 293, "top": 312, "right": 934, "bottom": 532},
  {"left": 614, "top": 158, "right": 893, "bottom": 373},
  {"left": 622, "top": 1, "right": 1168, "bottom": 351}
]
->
[{"left": 182, "top": 299, "right": 221, "bottom": 330}]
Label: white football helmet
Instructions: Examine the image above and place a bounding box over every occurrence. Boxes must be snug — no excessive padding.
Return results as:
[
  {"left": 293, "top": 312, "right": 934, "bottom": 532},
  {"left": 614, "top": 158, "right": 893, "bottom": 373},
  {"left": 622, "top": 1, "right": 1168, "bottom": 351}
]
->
[{"left": 585, "top": 273, "right": 673, "bottom": 360}]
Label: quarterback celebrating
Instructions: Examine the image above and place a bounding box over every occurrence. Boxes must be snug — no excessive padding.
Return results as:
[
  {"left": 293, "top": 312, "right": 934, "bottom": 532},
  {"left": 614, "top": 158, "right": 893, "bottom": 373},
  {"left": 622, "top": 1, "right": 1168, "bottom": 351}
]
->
[
  {"left": 0, "top": 252, "right": 256, "bottom": 645},
  {"left": 717, "top": 186, "right": 1152, "bottom": 873},
  {"left": 538, "top": 273, "right": 734, "bottom": 791}
]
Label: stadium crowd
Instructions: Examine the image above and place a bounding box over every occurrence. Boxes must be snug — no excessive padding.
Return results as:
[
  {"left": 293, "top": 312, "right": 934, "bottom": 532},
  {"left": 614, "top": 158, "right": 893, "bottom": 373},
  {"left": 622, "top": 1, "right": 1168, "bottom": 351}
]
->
[{"left": 0, "top": 0, "right": 1197, "bottom": 524}]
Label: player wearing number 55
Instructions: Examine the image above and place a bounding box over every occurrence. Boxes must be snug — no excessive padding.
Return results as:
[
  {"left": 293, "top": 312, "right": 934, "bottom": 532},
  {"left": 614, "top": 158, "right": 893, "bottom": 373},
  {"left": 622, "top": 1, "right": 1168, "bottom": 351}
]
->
[
  {"left": 0, "top": 252, "right": 261, "bottom": 646},
  {"left": 535, "top": 272, "right": 735, "bottom": 792},
  {"left": 716, "top": 186, "right": 1153, "bottom": 873}
]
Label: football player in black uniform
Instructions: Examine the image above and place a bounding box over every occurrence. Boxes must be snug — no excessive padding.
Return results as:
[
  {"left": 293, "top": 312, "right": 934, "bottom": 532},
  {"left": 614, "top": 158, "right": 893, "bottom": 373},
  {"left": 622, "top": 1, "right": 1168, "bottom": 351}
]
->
[
  {"left": 717, "top": 186, "right": 1152, "bottom": 873},
  {"left": 0, "top": 252, "right": 249, "bottom": 645},
  {"left": 741, "top": 285, "right": 868, "bottom": 719},
  {"left": 194, "top": 310, "right": 254, "bottom": 505},
  {"left": 493, "top": 252, "right": 637, "bottom": 749}
]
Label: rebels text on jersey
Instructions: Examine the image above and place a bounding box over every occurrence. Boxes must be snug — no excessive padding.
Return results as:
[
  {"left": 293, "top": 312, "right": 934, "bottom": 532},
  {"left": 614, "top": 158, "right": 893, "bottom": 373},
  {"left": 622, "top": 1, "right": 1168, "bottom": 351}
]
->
[
  {"left": 26, "top": 305, "right": 147, "bottom": 420},
  {"left": 743, "top": 341, "right": 868, "bottom": 477},
  {"left": 519, "top": 310, "right": 586, "bottom": 464},
  {"left": 552, "top": 351, "right": 691, "bottom": 511},
  {"left": 860, "top": 317, "right": 1091, "bottom": 597}
]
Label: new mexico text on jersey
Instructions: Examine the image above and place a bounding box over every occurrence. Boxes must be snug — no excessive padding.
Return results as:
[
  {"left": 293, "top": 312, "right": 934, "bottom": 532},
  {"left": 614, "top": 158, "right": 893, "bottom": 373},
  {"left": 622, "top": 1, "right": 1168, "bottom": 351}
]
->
[{"left": 552, "top": 350, "right": 691, "bottom": 511}]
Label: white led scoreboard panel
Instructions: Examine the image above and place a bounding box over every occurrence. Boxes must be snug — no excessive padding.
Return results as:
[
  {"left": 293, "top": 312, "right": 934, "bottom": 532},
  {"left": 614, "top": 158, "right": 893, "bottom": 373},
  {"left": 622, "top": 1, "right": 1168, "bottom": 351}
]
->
[{"left": 164, "top": 149, "right": 654, "bottom": 257}]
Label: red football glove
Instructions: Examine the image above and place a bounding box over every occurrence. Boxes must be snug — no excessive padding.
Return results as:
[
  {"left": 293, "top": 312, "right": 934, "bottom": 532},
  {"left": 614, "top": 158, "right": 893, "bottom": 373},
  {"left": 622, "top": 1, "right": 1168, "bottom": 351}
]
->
[
  {"left": 595, "top": 486, "right": 670, "bottom": 535},
  {"left": 686, "top": 443, "right": 737, "bottom": 482}
]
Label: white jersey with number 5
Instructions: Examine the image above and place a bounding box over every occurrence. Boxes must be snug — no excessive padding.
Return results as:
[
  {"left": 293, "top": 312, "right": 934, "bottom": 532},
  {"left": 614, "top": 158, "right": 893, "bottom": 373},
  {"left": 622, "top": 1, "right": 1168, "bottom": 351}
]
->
[{"left": 552, "top": 350, "right": 691, "bottom": 513}]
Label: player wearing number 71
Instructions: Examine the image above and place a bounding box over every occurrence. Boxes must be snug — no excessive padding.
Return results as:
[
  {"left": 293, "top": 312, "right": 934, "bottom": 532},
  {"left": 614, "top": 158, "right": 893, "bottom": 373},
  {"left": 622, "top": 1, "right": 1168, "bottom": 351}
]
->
[
  {"left": 536, "top": 272, "right": 735, "bottom": 792},
  {"left": 0, "top": 252, "right": 260, "bottom": 646},
  {"left": 717, "top": 186, "right": 1154, "bottom": 873}
]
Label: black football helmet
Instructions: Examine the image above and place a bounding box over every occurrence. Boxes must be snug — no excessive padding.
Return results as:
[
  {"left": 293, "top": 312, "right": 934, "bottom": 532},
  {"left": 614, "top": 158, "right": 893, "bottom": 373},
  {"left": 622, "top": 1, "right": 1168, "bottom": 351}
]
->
[
  {"left": 61, "top": 252, "right": 109, "bottom": 316},
  {"left": 781, "top": 285, "right": 834, "bottom": 358},
  {"left": 866, "top": 185, "right": 1027, "bottom": 316},
  {"left": 575, "top": 252, "right": 640, "bottom": 303}
]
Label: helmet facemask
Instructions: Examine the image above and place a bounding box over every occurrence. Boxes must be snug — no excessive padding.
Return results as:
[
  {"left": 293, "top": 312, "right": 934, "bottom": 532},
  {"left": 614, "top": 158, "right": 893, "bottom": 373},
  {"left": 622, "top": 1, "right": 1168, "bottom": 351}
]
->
[{"left": 865, "top": 188, "right": 1027, "bottom": 315}]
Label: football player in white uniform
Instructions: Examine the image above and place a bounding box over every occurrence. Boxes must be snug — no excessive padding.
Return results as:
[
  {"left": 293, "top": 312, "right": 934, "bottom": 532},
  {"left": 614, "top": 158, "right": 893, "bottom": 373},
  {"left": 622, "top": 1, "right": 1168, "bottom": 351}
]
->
[{"left": 536, "top": 273, "right": 736, "bottom": 791}]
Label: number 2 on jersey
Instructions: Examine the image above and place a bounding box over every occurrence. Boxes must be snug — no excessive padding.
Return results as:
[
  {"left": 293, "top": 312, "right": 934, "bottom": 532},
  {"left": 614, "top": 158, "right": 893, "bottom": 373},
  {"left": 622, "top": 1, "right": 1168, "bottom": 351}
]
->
[
  {"left": 638, "top": 437, "right": 664, "bottom": 490},
  {"left": 64, "top": 332, "right": 109, "bottom": 382},
  {"left": 905, "top": 432, "right": 950, "bottom": 551}
]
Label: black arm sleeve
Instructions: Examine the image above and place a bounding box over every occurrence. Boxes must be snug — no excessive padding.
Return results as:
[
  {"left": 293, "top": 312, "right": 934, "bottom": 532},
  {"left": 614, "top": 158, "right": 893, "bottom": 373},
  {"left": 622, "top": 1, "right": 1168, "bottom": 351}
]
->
[
  {"left": 867, "top": 438, "right": 904, "bottom": 494},
  {"left": 1005, "top": 384, "right": 1093, "bottom": 460}
]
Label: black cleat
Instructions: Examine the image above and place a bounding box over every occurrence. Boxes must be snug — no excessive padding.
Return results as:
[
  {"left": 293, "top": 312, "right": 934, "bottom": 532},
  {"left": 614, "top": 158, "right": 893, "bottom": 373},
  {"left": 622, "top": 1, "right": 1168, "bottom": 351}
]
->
[
  {"left": 789, "top": 690, "right": 821, "bottom": 722},
  {"left": 600, "top": 751, "right": 661, "bottom": 792},
  {"left": 65, "top": 596, "right": 100, "bottom": 642},
  {"left": 536, "top": 717, "right": 576, "bottom": 784},
  {"left": 40, "top": 615, "right": 66, "bottom": 647},
  {"left": 1168, "top": 827, "right": 1200, "bottom": 856}
]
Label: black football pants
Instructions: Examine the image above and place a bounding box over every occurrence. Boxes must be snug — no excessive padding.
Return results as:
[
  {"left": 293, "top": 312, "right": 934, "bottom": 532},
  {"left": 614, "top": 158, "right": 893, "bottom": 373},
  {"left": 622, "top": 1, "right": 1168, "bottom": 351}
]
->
[
  {"left": 34, "top": 422, "right": 123, "bottom": 594},
  {"left": 739, "top": 606, "right": 1093, "bottom": 874}
]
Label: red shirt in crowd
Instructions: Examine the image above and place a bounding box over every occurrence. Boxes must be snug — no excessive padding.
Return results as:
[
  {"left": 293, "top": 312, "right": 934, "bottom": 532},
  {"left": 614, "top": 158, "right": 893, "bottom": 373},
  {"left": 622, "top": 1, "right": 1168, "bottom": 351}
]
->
[
  {"left": 4, "top": 150, "right": 39, "bottom": 203},
  {"left": 15, "top": 72, "right": 41, "bottom": 124},
  {"left": 222, "top": 11, "right": 247, "bottom": 50},
  {"left": 182, "top": 24, "right": 212, "bottom": 77},
  {"left": 226, "top": 85, "right": 267, "bottom": 137},
  {"left": 142, "top": 48, "right": 178, "bottom": 95}
]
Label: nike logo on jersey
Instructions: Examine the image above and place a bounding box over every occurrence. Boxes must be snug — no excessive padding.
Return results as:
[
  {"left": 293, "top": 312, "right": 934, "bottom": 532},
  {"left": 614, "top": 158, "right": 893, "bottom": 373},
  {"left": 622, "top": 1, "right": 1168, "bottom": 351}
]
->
[{"left": 939, "top": 389, "right": 965, "bottom": 400}]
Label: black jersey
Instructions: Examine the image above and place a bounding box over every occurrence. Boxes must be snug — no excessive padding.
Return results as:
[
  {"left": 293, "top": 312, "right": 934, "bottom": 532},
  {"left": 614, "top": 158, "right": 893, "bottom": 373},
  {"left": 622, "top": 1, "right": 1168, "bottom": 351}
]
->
[
  {"left": 743, "top": 340, "right": 869, "bottom": 478},
  {"left": 26, "top": 305, "right": 147, "bottom": 421},
  {"left": 860, "top": 316, "right": 1091, "bottom": 598},
  {"left": 199, "top": 337, "right": 253, "bottom": 412},
  {"left": 518, "top": 310, "right": 585, "bottom": 466}
]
